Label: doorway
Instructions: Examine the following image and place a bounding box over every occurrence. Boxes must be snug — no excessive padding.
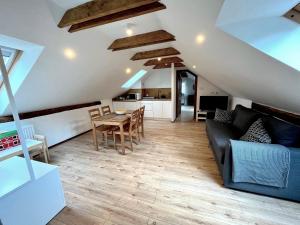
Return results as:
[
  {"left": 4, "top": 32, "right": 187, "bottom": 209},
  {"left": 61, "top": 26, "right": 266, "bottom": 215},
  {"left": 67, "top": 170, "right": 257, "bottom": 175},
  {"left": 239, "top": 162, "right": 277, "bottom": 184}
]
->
[{"left": 176, "top": 70, "right": 197, "bottom": 122}]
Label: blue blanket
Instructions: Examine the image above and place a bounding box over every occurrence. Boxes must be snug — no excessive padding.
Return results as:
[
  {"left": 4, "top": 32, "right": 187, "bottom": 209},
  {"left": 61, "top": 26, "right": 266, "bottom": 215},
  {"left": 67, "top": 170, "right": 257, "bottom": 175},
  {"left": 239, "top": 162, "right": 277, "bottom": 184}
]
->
[{"left": 231, "top": 140, "right": 290, "bottom": 188}]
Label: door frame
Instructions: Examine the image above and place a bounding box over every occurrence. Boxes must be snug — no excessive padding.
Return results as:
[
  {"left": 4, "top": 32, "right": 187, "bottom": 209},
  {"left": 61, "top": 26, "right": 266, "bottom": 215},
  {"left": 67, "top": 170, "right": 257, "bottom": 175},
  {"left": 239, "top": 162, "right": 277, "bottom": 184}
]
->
[{"left": 176, "top": 70, "right": 198, "bottom": 120}]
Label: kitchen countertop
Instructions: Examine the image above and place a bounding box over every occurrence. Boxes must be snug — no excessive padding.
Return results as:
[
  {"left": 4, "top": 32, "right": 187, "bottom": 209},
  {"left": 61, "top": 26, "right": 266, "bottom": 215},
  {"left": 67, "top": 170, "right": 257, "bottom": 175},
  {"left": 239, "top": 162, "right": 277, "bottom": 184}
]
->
[{"left": 113, "top": 99, "right": 171, "bottom": 102}]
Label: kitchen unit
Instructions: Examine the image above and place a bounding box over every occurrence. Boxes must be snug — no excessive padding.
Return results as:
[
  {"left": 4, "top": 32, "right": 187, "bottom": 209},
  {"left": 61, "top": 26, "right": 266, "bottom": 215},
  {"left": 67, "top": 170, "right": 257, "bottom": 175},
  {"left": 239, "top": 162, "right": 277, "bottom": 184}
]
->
[{"left": 112, "top": 100, "right": 172, "bottom": 120}]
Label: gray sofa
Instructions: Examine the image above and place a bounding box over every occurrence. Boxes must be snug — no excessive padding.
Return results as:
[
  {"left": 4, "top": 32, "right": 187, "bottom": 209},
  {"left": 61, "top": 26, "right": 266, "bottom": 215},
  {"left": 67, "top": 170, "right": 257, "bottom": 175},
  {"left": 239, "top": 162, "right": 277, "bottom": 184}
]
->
[{"left": 206, "top": 105, "right": 300, "bottom": 202}]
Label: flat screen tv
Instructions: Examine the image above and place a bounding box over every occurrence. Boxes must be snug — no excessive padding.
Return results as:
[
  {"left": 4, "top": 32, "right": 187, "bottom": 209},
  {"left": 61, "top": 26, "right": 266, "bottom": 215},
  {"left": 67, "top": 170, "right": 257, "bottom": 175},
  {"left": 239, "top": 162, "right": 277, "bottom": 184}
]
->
[{"left": 200, "top": 96, "right": 228, "bottom": 111}]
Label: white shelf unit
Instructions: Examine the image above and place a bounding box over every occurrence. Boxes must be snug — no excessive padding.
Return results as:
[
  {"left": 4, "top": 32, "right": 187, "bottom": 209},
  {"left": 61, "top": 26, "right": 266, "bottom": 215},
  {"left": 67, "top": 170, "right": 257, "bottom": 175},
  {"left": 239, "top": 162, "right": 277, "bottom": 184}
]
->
[{"left": 197, "top": 110, "right": 208, "bottom": 121}]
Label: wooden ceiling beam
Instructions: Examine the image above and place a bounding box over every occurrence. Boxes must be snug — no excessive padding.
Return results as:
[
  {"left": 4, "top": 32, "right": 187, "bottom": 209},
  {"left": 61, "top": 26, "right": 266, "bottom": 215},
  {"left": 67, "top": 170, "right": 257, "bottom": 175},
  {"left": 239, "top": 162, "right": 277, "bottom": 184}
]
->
[
  {"left": 131, "top": 47, "right": 180, "bottom": 60},
  {"left": 69, "top": 2, "right": 166, "bottom": 33},
  {"left": 144, "top": 56, "right": 183, "bottom": 66},
  {"left": 58, "top": 0, "right": 159, "bottom": 28},
  {"left": 295, "top": 4, "right": 300, "bottom": 13},
  {"left": 108, "top": 30, "right": 175, "bottom": 51},
  {"left": 153, "top": 62, "right": 185, "bottom": 69}
]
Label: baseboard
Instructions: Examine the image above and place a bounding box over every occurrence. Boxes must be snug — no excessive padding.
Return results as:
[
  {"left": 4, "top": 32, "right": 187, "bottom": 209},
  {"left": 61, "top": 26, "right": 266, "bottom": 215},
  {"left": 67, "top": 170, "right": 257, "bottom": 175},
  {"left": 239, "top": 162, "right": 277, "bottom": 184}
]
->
[{"left": 49, "top": 129, "right": 92, "bottom": 149}]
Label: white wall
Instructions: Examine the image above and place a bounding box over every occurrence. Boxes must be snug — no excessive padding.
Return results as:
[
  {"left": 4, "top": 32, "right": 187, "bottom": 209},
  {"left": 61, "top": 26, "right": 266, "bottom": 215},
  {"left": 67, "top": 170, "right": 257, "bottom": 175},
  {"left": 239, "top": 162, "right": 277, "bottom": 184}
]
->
[
  {"left": 131, "top": 80, "right": 142, "bottom": 89},
  {"left": 0, "top": 99, "right": 112, "bottom": 147},
  {"left": 143, "top": 69, "right": 171, "bottom": 88},
  {"left": 230, "top": 97, "right": 252, "bottom": 110},
  {"left": 196, "top": 75, "right": 229, "bottom": 110}
]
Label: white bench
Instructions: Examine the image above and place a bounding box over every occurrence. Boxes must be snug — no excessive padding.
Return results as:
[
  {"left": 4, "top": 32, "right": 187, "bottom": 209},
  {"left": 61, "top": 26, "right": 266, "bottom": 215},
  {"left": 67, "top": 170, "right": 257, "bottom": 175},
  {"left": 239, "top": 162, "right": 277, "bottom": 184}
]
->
[
  {"left": 0, "top": 139, "right": 49, "bottom": 163},
  {"left": 0, "top": 125, "right": 50, "bottom": 163}
]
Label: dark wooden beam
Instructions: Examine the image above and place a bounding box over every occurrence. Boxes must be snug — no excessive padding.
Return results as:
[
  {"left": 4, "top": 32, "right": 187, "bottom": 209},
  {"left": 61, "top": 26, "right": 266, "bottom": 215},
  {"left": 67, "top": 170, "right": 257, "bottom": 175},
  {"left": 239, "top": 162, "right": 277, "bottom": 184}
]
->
[
  {"left": 69, "top": 2, "right": 166, "bottom": 33},
  {"left": 131, "top": 47, "right": 180, "bottom": 60},
  {"left": 108, "top": 30, "right": 175, "bottom": 51},
  {"left": 295, "top": 4, "right": 300, "bottom": 13},
  {"left": 153, "top": 62, "right": 185, "bottom": 69},
  {"left": 0, "top": 101, "right": 101, "bottom": 123},
  {"left": 144, "top": 56, "right": 183, "bottom": 66},
  {"left": 58, "top": 0, "right": 158, "bottom": 28},
  {"left": 252, "top": 103, "right": 300, "bottom": 126}
]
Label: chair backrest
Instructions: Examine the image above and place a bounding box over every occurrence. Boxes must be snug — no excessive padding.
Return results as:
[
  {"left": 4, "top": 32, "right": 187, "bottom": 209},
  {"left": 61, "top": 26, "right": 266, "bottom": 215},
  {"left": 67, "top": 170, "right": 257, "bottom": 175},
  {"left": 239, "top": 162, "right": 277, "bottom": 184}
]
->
[
  {"left": 139, "top": 106, "right": 145, "bottom": 122},
  {"left": 101, "top": 105, "right": 111, "bottom": 116},
  {"left": 88, "top": 108, "right": 101, "bottom": 125},
  {"left": 129, "top": 109, "right": 140, "bottom": 132},
  {"left": 22, "top": 125, "right": 35, "bottom": 140}
]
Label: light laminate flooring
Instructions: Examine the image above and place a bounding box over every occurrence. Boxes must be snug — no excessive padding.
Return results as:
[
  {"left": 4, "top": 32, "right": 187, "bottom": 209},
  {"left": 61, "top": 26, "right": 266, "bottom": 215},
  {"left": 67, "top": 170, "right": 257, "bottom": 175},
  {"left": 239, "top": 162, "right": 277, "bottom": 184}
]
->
[{"left": 48, "top": 120, "right": 300, "bottom": 225}]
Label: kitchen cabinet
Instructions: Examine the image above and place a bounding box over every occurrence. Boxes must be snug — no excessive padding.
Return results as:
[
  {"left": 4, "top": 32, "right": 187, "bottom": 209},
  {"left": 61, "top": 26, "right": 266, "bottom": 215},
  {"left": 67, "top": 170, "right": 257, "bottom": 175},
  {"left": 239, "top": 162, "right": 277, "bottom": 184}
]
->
[
  {"left": 113, "top": 101, "right": 141, "bottom": 111},
  {"left": 161, "top": 101, "right": 172, "bottom": 119},
  {"left": 141, "top": 101, "right": 171, "bottom": 119},
  {"left": 112, "top": 101, "right": 172, "bottom": 120}
]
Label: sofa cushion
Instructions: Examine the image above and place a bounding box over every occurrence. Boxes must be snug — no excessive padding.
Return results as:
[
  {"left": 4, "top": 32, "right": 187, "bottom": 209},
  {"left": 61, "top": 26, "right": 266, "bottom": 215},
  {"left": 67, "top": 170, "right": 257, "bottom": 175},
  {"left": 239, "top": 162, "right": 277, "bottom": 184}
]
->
[
  {"left": 232, "top": 105, "right": 261, "bottom": 135},
  {"left": 263, "top": 116, "right": 300, "bottom": 147},
  {"left": 206, "top": 119, "right": 241, "bottom": 163},
  {"left": 240, "top": 118, "right": 272, "bottom": 144},
  {"left": 214, "top": 108, "right": 233, "bottom": 123}
]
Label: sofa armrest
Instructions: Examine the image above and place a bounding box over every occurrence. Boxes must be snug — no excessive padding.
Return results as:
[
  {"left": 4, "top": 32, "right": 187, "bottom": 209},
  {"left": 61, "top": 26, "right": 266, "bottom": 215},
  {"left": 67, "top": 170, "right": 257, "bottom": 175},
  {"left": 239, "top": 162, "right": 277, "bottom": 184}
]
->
[{"left": 223, "top": 141, "right": 300, "bottom": 188}]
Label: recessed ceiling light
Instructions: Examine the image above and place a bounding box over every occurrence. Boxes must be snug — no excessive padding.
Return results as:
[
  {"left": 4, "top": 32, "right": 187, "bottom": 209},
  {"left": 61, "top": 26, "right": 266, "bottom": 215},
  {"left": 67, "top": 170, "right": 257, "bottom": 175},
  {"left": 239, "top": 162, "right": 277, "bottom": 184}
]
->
[
  {"left": 193, "top": 65, "right": 196, "bottom": 69},
  {"left": 126, "top": 68, "right": 132, "bottom": 74},
  {"left": 196, "top": 34, "right": 205, "bottom": 44},
  {"left": 158, "top": 57, "right": 162, "bottom": 61},
  {"left": 126, "top": 28, "right": 133, "bottom": 36},
  {"left": 126, "top": 23, "right": 135, "bottom": 36},
  {"left": 63, "top": 48, "right": 76, "bottom": 60}
]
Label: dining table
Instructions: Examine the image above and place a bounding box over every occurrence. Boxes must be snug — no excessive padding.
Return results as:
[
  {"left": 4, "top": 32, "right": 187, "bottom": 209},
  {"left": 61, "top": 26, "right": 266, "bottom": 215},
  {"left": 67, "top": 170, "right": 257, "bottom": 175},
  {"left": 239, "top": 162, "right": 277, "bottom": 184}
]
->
[{"left": 92, "top": 111, "right": 132, "bottom": 155}]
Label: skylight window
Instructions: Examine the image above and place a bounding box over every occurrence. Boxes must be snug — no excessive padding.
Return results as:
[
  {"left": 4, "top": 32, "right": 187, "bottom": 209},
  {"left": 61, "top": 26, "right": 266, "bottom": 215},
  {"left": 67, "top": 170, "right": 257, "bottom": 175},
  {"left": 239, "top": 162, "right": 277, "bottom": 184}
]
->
[
  {"left": 122, "top": 69, "right": 147, "bottom": 89},
  {"left": 0, "top": 46, "right": 20, "bottom": 87}
]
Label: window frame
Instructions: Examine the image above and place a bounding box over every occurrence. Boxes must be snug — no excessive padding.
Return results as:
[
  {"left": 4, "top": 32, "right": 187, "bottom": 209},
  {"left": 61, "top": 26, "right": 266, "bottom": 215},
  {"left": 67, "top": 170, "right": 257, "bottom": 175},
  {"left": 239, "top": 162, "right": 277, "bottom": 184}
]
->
[{"left": 0, "top": 46, "right": 21, "bottom": 88}]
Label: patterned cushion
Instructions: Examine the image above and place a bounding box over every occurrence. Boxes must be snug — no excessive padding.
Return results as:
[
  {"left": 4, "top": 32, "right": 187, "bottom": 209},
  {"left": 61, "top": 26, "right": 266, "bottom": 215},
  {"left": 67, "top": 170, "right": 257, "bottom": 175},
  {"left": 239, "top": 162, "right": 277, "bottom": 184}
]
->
[
  {"left": 214, "top": 108, "right": 233, "bottom": 123},
  {"left": 240, "top": 118, "right": 271, "bottom": 144},
  {"left": 0, "top": 130, "right": 20, "bottom": 151}
]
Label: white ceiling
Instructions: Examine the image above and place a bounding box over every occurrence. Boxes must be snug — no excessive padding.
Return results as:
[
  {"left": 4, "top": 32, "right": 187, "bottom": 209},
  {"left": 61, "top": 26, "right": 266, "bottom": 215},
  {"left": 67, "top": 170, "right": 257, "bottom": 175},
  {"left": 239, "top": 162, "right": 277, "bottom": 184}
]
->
[
  {"left": 217, "top": 0, "right": 300, "bottom": 71},
  {"left": 0, "top": 0, "right": 299, "bottom": 114}
]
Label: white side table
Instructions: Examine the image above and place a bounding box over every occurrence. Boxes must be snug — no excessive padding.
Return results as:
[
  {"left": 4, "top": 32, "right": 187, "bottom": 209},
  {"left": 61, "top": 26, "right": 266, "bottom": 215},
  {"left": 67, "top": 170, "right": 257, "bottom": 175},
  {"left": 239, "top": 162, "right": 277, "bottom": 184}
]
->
[{"left": 197, "top": 110, "right": 207, "bottom": 122}]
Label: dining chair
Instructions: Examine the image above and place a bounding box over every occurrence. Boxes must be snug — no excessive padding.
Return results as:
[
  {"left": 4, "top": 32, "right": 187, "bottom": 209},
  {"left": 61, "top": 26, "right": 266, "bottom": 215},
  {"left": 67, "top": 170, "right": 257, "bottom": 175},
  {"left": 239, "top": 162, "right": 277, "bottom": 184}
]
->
[
  {"left": 113, "top": 109, "right": 140, "bottom": 151},
  {"left": 22, "top": 125, "right": 50, "bottom": 163},
  {"left": 88, "top": 108, "right": 113, "bottom": 150},
  {"left": 139, "top": 106, "right": 145, "bottom": 138},
  {"left": 101, "top": 105, "right": 111, "bottom": 116}
]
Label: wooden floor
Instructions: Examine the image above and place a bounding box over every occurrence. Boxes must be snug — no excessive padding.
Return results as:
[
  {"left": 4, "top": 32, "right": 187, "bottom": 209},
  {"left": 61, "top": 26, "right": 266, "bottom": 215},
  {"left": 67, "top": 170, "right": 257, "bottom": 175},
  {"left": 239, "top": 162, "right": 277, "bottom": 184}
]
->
[{"left": 48, "top": 120, "right": 300, "bottom": 225}]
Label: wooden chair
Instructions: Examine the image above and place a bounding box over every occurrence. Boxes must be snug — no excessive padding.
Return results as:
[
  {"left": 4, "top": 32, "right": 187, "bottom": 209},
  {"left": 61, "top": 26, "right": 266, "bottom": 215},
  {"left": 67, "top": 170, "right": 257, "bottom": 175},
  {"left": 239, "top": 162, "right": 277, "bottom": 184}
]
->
[
  {"left": 139, "top": 106, "right": 145, "bottom": 138},
  {"left": 22, "top": 125, "right": 50, "bottom": 163},
  {"left": 88, "top": 108, "right": 113, "bottom": 151},
  {"left": 113, "top": 109, "right": 140, "bottom": 151},
  {"left": 101, "top": 105, "right": 111, "bottom": 116}
]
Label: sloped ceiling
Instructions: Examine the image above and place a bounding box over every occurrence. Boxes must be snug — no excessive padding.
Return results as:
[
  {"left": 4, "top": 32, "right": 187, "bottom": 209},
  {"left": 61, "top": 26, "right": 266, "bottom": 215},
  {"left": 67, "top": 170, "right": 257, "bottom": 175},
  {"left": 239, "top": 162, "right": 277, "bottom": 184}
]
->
[
  {"left": 217, "top": 0, "right": 300, "bottom": 71},
  {"left": 0, "top": 0, "right": 299, "bottom": 114}
]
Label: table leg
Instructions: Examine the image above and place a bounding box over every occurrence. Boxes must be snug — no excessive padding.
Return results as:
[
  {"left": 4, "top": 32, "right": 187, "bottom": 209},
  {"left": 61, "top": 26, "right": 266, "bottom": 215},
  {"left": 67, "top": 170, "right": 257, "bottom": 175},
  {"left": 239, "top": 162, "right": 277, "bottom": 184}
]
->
[
  {"left": 92, "top": 127, "right": 98, "bottom": 151},
  {"left": 119, "top": 123, "right": 125, "bottom": 155}
]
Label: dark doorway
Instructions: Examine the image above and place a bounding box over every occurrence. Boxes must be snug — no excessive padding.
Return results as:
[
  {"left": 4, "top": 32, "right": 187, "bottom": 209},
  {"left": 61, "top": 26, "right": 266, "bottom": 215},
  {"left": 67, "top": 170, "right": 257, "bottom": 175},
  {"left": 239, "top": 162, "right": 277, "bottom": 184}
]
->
[{"left": 176, "top": 70, "right": 198, "bottom": 122}]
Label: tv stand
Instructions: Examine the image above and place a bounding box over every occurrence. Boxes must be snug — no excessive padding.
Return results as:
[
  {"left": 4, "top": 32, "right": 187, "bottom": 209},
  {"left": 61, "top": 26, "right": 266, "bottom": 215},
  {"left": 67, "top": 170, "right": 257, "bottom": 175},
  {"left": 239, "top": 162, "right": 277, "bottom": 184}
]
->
[
  {"left": 197, "top": 110, "right": 207, "bottom": 122},
  {"left": 197, "top": 110, "right": 216, "bottom": 122}
]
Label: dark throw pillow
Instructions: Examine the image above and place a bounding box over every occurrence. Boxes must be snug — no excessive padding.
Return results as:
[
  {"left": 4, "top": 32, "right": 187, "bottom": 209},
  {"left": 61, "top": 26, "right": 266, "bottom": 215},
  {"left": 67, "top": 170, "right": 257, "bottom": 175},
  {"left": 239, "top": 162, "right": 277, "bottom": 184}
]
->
[
  {"left": 214, "top": 108, "right": 233, "bottom": 123},
  {"left": 232, "top": 105, "right": 261, "bottom": 134},
  {"left": 263, "top": 116, "right": 300, "bottom": 147},
  {"left": 240, "top": 118, "right": 272, "bottom": 144}
]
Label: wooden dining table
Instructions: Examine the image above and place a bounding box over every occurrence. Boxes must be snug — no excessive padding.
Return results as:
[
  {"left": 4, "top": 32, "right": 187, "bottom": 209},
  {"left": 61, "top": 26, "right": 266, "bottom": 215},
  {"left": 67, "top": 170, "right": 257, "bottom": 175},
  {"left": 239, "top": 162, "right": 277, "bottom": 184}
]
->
[{"left": 92, "top": 112, "right": 132, "bottom": 155}]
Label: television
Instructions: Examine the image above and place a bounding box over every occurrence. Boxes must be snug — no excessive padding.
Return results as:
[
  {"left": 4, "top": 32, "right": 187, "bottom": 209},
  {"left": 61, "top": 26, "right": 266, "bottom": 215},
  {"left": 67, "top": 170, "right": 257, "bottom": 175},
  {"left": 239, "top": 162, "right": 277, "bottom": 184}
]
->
[{"left": 200, "top": 96, "right": 228, "bottom": 111}]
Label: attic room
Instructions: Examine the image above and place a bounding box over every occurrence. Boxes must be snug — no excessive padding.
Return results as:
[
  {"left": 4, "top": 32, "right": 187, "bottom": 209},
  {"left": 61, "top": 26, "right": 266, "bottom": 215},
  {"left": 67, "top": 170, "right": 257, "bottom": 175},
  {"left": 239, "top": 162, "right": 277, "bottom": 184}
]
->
[{"left": 0, "top": 0, "right": 300, "bottom": 224}]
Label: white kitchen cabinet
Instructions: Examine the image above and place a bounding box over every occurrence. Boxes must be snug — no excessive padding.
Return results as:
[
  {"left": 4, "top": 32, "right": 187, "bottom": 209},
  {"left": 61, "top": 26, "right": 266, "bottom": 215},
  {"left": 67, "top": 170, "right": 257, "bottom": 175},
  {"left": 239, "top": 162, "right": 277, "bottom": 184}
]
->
[
  {"left": 112, "top": 101, "right": 141, "bottom": 111},
  {"left": 153, "top": 101, "right": 163, "bottom": 118},
  {"left": 161, "top": 101, "right": 172, "bottom": 119},
  {"left": 141, "top": 101, "right": 153, "bottom": 111},
  {"left": 141, "top": 101, "right": 154, "bottom": 119},
  {"left": 113, "top": 101, "right": 172, "bottom": 120},
  {"left": 141, "top": 101, "right": 171, "bottom": 120}
]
